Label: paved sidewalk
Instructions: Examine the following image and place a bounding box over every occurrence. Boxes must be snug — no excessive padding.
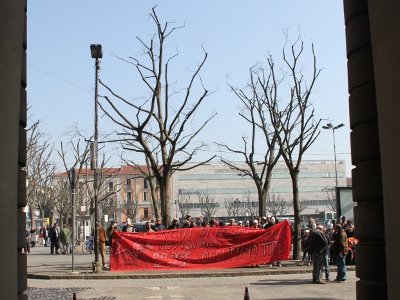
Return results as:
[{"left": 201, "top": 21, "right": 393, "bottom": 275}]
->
[
  {"left": 27, "top": 244, "right": 355, "bottom": 280},
  {"left": 26, "top": 246, "right": 357, "bottom": 299}
]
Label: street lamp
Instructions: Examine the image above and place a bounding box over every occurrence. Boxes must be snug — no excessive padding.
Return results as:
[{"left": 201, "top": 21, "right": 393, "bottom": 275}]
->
[
  {"left": 90, "top": 43, "right": 102, "bottom": 272},
  {"left": 322, "top": 123, "right": 344, "bottom": 187}
]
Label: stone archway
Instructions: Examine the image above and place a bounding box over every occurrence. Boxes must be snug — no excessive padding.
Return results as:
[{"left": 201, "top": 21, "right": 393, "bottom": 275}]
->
[{"left": 1, "top": 1, "right": 400, "bottom": 299}]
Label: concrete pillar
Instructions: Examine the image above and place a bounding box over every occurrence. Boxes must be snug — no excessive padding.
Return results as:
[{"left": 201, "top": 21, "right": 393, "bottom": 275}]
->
[
  {"left": 344, "top": 1, "right": 386, "bottom": 299},
  {"left": 0, "top": 0, "right": 27, "bottom": 299},
  {"left": 367, "top": 1, "right": 400, "bottom": 299},
  {"left": 344, "top": 0, "right": 400, "bottom": 299}
]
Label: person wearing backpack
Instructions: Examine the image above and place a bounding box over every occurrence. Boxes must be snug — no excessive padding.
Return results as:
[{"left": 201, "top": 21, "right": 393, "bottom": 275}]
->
[{"left": 309, "top": 224, "right": 329, "bottom": 284}]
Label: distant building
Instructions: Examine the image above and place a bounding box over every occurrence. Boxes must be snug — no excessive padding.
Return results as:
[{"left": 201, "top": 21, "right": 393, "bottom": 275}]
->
[
  {"left": 50, "top": 160, "right": 346, "bottom": 228},
  {"left": 53, "top": 165, "right": 156, "bottom": 229},
  {"left": 171, "top": 160, "right": 346, "bottom": 222}
]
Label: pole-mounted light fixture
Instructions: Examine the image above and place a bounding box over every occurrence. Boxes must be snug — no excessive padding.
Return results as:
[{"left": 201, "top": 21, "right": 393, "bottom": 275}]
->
[
  {"left": 90, "top": 44, "right": 103, "bottom": 59},
  {"left": 322, "top": 123, "right": 344, "bottom": 187},
  {"left": 90, "top": 43, "right": 102, "bottom": 273}
]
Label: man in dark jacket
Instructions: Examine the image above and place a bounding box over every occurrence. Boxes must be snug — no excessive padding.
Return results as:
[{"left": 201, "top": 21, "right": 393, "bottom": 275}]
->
[
  {"left": 309, "top": 224, "right": 329, "bottom": 284},
  {"left": 49, "top": 223, "right": 60, "bottom": 255},
  {"left": 167, "top": 218, "right": 180, "bottom": 230},
  {"left": 153, "top": 218, "right": 166, "bottom": 231}
]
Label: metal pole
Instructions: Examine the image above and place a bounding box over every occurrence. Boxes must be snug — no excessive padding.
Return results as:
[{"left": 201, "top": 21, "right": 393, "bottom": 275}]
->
[
  {"left": 71, "top": 186, "right": 75, "bottom": 272},
  {"left": 332, "top": 128, "right": 338, "bottom": 188},
  {"left": 68, "top": 167, "right": 77, "bottom": 273},
  {"left": 94, "top": 56, "right": 100, "bottom": 267}
]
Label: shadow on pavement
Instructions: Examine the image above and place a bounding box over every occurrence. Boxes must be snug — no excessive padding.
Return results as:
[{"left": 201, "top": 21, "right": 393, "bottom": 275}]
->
[{"left": 252, "top": 278, "right": 311, "bottom": 286}]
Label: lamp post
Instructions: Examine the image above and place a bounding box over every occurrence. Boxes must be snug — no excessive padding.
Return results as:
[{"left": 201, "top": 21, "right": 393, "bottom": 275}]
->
[
  {"left": 322, "top": 123, "right": 344, "bottom": 187},
  {"left": 68, "top": 167, "right": 76, "bottom": 273},
  {"left": 90, "top": 44, "right": 102, "bottom": 272}
]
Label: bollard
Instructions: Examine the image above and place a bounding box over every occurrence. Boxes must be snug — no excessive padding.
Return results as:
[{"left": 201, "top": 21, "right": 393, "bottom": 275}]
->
[
  {"left": 243, "top": 287, "right": 250, "bottom": 300},
  {"left": 73, "top": 292, "right": 77, "bottom": 300}
]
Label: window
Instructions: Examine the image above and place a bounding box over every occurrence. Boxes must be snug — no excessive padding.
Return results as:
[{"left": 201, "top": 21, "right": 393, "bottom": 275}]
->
[
  {"left": 108, "top": 181, "right": 114, "bottom": 192},
  {"left": 143, "top": 191, "right": 148, "bottom": 201},
  {"left": 144, "top": 178, "right": 149, "bottom": 188},
  {"left": 126, "top": 178, "right": 131, "bottom": 186},
  {"left": 127, "top": 191, "right": 132, "bottom": 206},
  {"left": 144, "top": 208, "right": 149, "bottom": 219}
]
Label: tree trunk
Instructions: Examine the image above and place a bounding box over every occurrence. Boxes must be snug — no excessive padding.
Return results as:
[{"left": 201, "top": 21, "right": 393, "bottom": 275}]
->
[
  {"left": 290, "top": 171, "right": 301, "bottom": 260},
  {"left": 160, "top": 175, "right": 172, "bottom": 226},
  {"left": 257, "top": 185, "right": 267, "bottom": 217},
  {"left": 29, "top": 207, "right": 34, "bottom": 230}
]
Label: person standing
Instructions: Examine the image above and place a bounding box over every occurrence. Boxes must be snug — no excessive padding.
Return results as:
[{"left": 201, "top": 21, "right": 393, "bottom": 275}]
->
[
  {"left": 39, "top": 226, "right": 47, "bottom": 246},
  {"left": 196, "top": 215, "right": 204, "bottom": 227},
  {"left": 301, "top": 230, "right": 312, "bottom": 266},
  {"left": 228, "top": 218, "right": 236, "bottom": 226},
  {"left": 167, "top": 218, "right": 180, "bottom": 230},
  {"left": 49, "top": 223, "right": 60, "bottom": 255},
  {"left": 63, "top": 224, "right": 72, "bottom": 254},
  {"left": 106, "top": 221, "right": 118, "bottom": 248},
  {"left": 122, "top": 218, "right": 134, "bottom": 232},
  {"left": 153, "top": 218, "right": 166, "bottom": 231},
  {"left": 309, "top": 224, "right": 329, "bottom": 284},
  {"left": 98, "top": 223, "right": 107, "bottom": 268},
  {"left": 321, "top": 227, "right": 332, "bottom": 281},
  {"left": 58, "top": 225, "right": 66, "bottom": 254},
  {"left": 144, "top": 221, "right": 154, "bottom": 233},
  {"left": 24, "top": 230, "right": 30, "bottom": 254},
  {"left": 331, "top": 224, "right": 349, "bottom": 282}
]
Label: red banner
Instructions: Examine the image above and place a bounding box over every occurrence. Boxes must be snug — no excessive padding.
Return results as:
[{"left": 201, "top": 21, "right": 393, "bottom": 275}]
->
[{"left": 110, "top": 220, "right": 291, "bottom": 271}]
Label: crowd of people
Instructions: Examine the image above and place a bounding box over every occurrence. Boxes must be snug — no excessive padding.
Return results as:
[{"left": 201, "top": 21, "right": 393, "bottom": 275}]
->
[
  {"left": 301, "top": 215, "right": 356, "bottom": 284},
  {"left": 118, "top": 214, "right": 282, "bottom": 231},
  {"left": 25, "top": 214, "right": 356, "bottom": 281},
  {"left": 24, "top": 223, "right": 73, "bottom": 255}
]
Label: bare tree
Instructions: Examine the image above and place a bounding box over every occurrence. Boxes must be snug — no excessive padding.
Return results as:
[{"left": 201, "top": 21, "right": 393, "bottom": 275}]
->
[
  {"left": 266, "top": 193, "right": 290, "bottom": 217},
  {"left": 267, "top": 35, "right": 322, "bottom": 259},
  {"left": 176, "top": 193, "right": 191, "bottom": 221},
  {"left": 224, "top": 198, "right": 243, "bottom": 219},
  {"left": 35, "top": 162, "right": 56, "bottom": 223},
  {"left": 52, "top": 177, "right": 70, "bottom": 227},
  {"left": 217, "top": 65, "right": 282, "bottom": 217},
  {"left": 324, "top": 187, "right": 337, "bottom": 212},
  {"left": 56, "top": 132, "right": 91, "bottom": 225},
  {"left": 121, "top": 159, "right": 161, "bottom": 220},
  {"left": 99, "top": 7, "right": 216, "bottom": 225},
  {"left": 197, "top": 192, "right": 217, "bottom": 222},
  {"left": 118, "top": 187, "right": 139, "bottom": 220},
  {"left": 56, "top": 130, "right": 121, "bottom": 227},
  {"left": 299, "top": 199, "right": 308, "bottom": 215},
  {"left": 242, "top": 192, "right": 258, "bottom": 220},
  {"left": 26, "top": 120, "right": 55, "bottom": 229}
]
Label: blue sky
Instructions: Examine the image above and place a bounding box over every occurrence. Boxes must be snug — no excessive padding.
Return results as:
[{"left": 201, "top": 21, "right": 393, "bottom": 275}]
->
[{"left": 28, "top": 1, "right": 351, "bottom": 176}]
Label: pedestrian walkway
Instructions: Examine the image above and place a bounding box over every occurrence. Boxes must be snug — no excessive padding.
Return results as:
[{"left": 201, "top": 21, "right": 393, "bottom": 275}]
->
[
  {"left": 26, "top": 246, "right": 357, "bottom": 299},
  {"left": 27, "top": 244, "right": 355, "bottom": 280}
]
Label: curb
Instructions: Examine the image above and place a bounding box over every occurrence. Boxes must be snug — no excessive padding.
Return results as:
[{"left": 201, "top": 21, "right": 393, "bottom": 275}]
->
[{"left": 27, "top": 266, "right": 356, "bottom": 280}]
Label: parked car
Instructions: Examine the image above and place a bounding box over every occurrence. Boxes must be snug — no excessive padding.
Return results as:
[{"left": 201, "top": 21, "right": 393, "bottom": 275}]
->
[
  {"left": 117, "top": 222, "right": 147, "bottom": 233},
  {"left": 133, "top": 222, "right": 146, "bottom": 232}
]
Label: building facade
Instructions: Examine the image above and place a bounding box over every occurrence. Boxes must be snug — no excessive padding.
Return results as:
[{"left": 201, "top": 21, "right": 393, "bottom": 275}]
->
[
  {"left": 171, "top": 160, "right": 346, "bottom": 222},
  {"left": 50, "top": 165, "right": 155, "bottom": 235}
]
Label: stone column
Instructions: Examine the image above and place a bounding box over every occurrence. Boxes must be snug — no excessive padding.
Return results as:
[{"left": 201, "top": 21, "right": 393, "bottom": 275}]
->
[
  {"left": 344, "top": 0, "right": 385, "bottom": 299},
  {"left": 0, "top": 0, "right": 27, "bottom": 299}
]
